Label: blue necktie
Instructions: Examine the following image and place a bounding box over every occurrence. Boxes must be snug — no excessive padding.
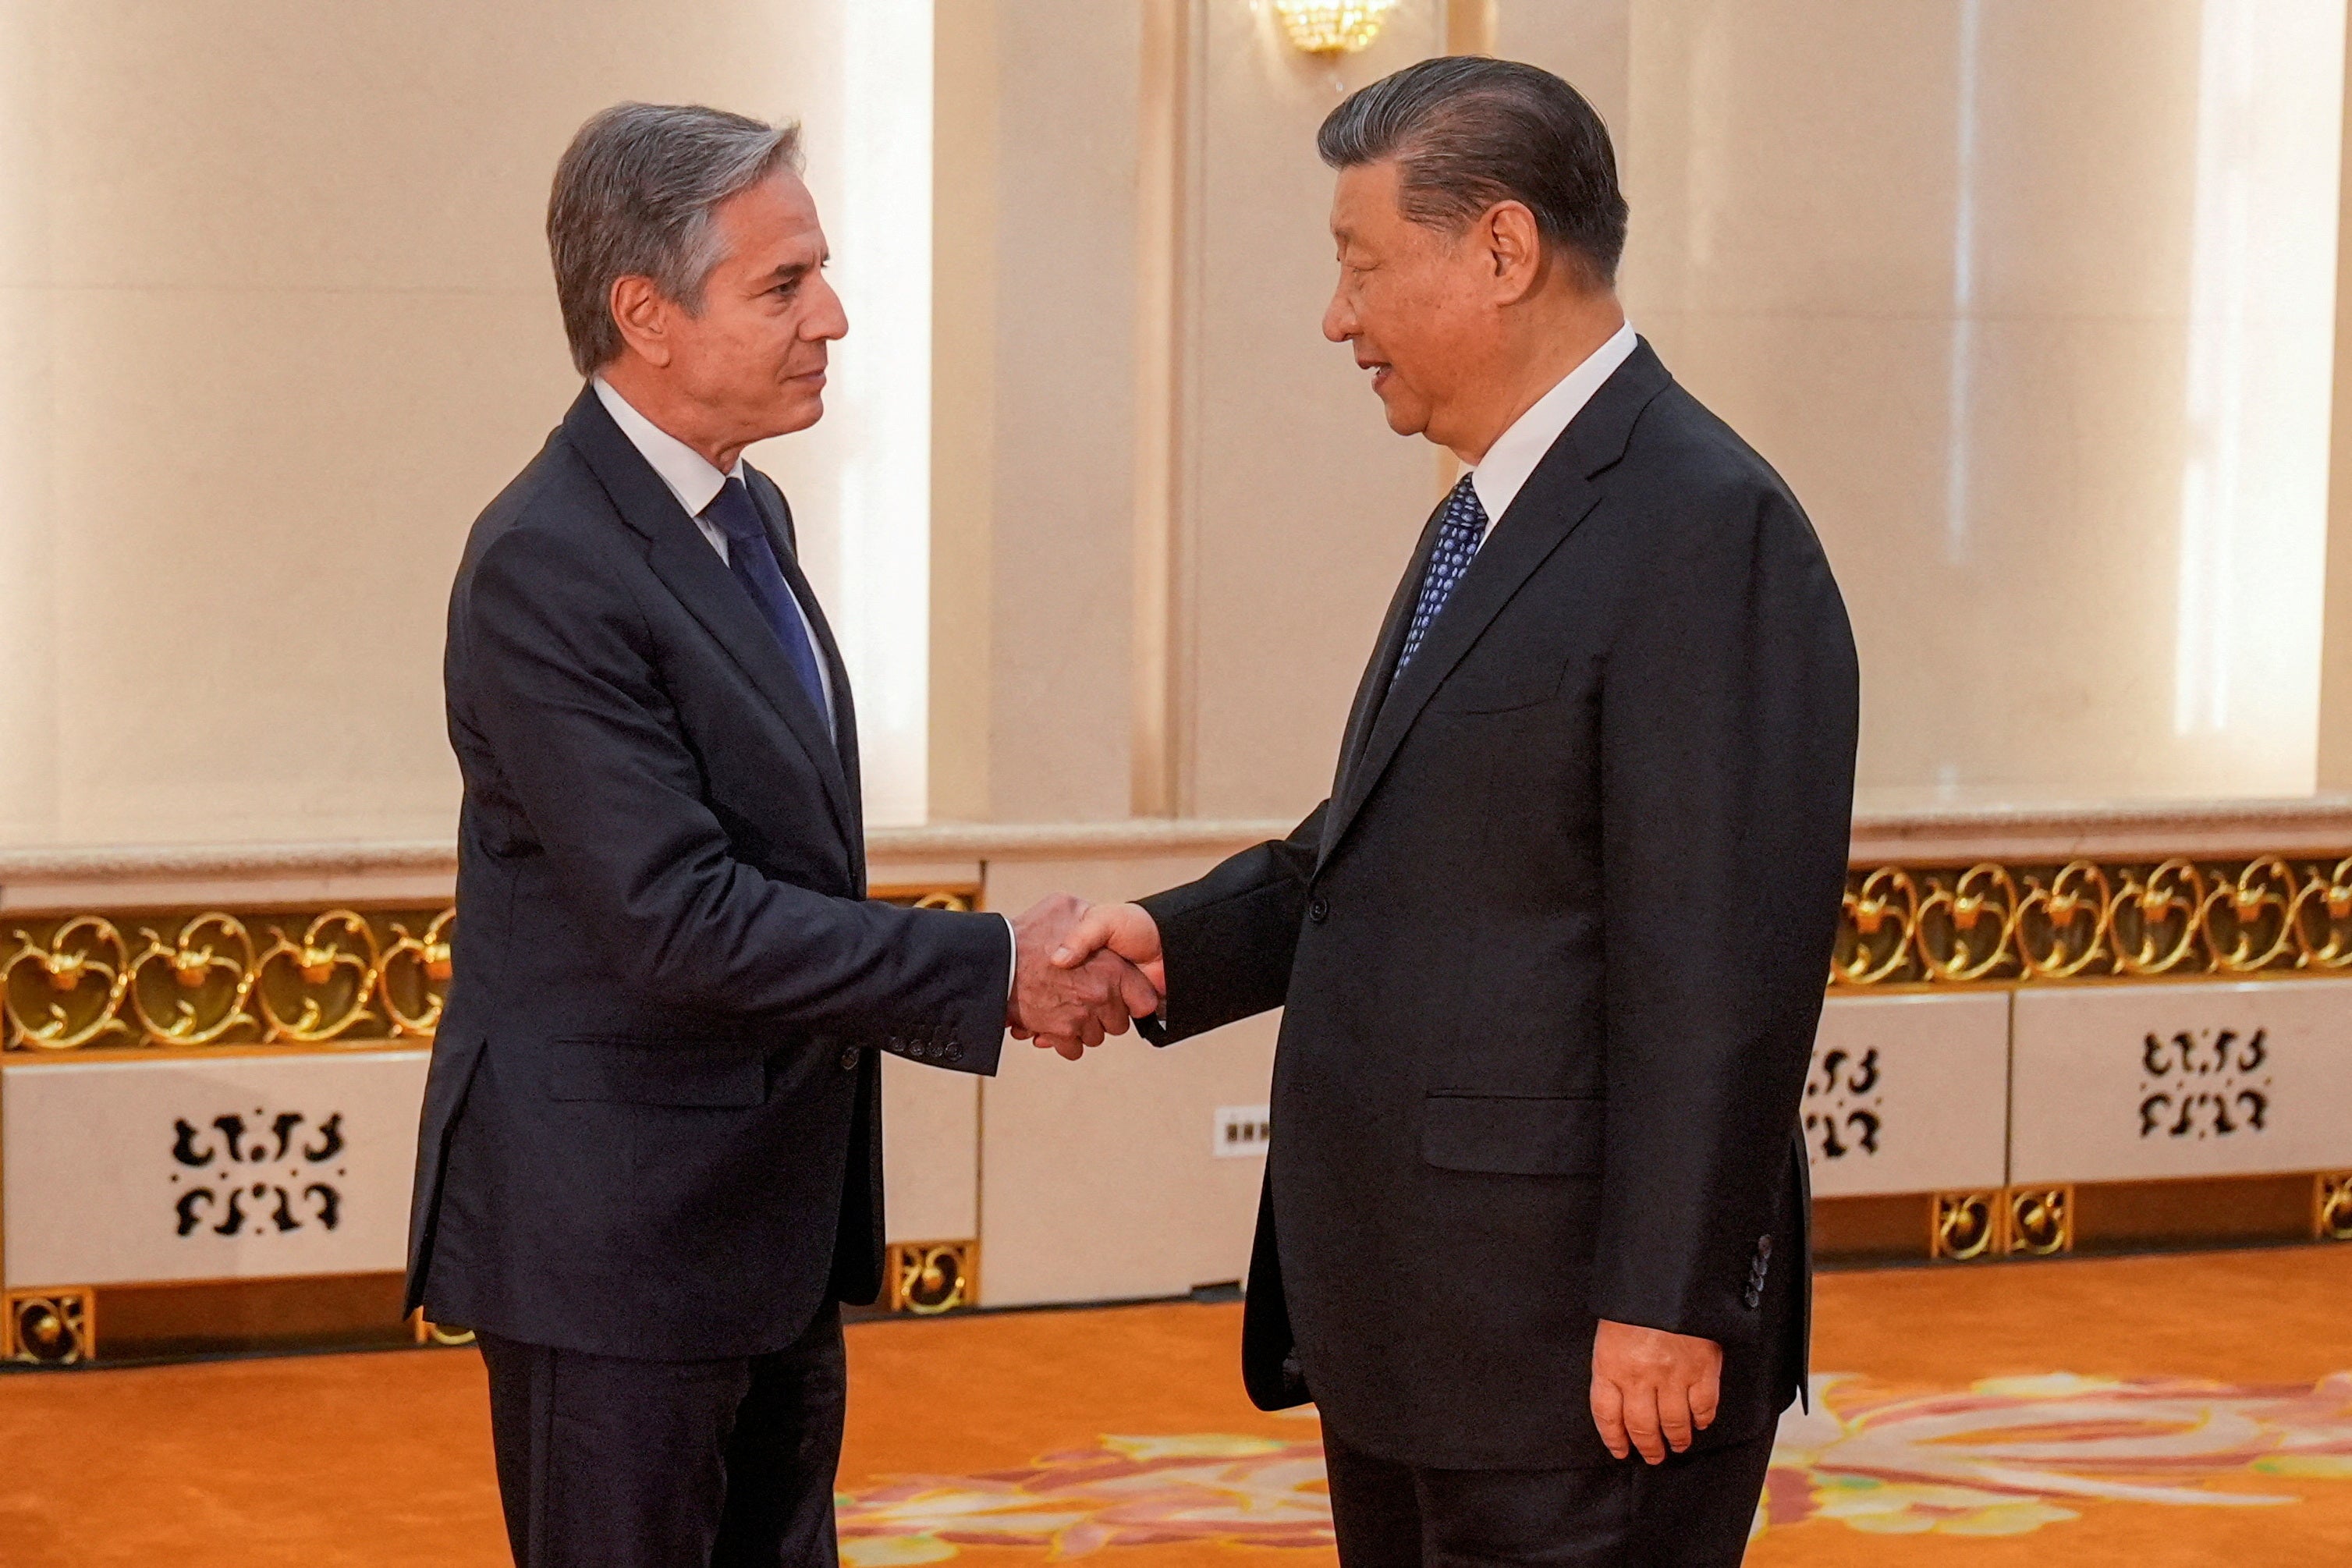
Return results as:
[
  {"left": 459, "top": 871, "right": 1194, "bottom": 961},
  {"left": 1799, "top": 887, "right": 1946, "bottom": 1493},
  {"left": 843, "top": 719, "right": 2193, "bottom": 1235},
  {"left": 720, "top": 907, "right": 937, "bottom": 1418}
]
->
[
  {"left": 704, "top": 477, "right": 828, "bottom": 723},
  {"left": 1393, "top": 476, "right": 1488, "bottom": 680}
]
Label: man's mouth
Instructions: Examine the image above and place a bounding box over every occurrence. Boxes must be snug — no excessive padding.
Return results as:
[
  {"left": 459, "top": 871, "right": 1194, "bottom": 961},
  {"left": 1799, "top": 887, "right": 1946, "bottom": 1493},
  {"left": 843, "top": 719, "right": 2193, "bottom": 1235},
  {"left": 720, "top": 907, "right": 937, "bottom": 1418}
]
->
[{"left": 1360, "top": 360, "right": 1392, "bottom": 393}]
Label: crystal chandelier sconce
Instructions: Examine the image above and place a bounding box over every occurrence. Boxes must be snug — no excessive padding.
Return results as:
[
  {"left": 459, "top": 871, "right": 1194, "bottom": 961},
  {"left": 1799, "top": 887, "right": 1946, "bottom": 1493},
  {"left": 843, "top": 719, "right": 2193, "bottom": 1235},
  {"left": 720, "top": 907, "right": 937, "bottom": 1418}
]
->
[{"left": 1273, "top": 0, "right": 1400, "bottom": 57}]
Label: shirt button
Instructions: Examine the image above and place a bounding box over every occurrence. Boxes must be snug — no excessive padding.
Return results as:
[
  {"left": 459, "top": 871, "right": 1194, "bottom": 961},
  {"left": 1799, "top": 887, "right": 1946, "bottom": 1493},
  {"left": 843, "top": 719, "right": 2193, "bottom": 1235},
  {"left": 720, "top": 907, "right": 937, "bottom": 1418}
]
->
[
  {"left": 1308, "top": 899, "right": 1330, "bottom": 924},
  {"left": 839, "top": 1047, "right": 860, "bottom": 1072}
]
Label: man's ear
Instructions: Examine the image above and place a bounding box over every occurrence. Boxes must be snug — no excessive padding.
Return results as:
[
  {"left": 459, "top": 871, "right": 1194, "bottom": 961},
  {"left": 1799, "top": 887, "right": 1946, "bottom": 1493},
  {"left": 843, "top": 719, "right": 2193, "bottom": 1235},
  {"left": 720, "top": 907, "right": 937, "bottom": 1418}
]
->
[
  {"left": 609, "top": 275, "right": 673, "bottom": 368},
  {"left": 1483, "top": 200, "right": 1545, "bottom": 305}
]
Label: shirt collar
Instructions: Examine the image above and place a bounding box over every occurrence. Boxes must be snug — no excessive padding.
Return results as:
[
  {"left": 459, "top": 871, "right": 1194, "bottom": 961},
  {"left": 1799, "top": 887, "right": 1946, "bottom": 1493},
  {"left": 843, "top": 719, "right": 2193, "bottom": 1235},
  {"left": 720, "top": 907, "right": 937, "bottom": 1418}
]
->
[
  {"left": 1468, "top": 320, "right": 1639, "bottom": 527},
  {"left": 591, "top": 374, "right": 743, "bottom": 519}
]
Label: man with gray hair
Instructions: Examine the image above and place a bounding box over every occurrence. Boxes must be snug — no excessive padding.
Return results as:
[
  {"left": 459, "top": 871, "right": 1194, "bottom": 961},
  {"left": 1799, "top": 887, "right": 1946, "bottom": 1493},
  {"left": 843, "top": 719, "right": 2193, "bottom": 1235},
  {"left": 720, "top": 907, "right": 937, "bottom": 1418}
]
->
[
  {"left": 1051, "top": 58, "right": 1858, "bottom": 1564},
  {"left": 404, "top": 103, "right": 1157, "bottom": 1565}
]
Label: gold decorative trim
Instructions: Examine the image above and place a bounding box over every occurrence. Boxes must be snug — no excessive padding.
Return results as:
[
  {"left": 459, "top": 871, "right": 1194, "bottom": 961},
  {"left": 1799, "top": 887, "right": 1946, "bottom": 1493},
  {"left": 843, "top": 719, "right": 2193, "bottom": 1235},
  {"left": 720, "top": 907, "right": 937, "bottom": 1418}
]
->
[
  {"left": 408, "top": 1308, "right": 476, "bottom": 1347},
  {"left": 1931, "top": 1190, "right": 2003, "bottom": 1260},
  {"left": 1835, "top": 854, "right": 2352, "bottom": 988},
  {"left": 3, "top": 908, "right": 451, "bottom": 1053},
  {"left": 2005, "top": 1186, "right": 2074, "bottom": 1257},
  {"left": 885, "top": 1240, "right": 977, "bottom": 1314},
  {"left": 5, "top": 1287, "right": 94, "bottom": 1364},
  {"left": 2, "top": 889, "right": 977, "bottom": 1054},
  {"left": 1930, "top": 1186, "right": 2075, "bottom": 1259},
  {"left": 2318, "top": 1174, "right": 2352, "bottom": 1242}
]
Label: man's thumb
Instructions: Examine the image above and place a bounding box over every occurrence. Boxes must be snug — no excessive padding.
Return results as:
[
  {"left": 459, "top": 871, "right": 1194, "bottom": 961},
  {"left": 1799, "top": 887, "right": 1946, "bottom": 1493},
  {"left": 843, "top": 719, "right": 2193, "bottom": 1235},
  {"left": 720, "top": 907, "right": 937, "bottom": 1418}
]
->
[{"left": 1050, "top": 913, "right": 1105, "bottom": 968}]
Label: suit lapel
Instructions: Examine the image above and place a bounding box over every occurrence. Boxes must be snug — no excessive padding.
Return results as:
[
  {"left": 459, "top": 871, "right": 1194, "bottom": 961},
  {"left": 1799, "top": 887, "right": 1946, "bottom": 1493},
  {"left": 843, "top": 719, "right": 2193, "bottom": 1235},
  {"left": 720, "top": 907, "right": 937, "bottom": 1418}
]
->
[
  {"left": 1321, "top": 496, "right": 1449, "bottom": 859},
  {"left": 747, "top": 471, "right": 867, "bottom": 885},
  {"left": 560, "top": 389, "right": 859, "bottom": 849},
  {"left": 1317, "top": 341, "right": 1675, "bottom": 870}
]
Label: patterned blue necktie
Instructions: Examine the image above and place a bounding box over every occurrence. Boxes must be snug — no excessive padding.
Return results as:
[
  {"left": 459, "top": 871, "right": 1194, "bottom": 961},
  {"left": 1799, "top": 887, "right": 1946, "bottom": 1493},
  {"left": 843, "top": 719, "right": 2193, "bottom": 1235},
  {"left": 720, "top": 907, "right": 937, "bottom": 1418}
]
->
[
  {"left": 1393, "top": 475, "right": 1488, "bottom": 680},
  {"left": 704, "top": 477, "right": 829, "bottom": 724}
]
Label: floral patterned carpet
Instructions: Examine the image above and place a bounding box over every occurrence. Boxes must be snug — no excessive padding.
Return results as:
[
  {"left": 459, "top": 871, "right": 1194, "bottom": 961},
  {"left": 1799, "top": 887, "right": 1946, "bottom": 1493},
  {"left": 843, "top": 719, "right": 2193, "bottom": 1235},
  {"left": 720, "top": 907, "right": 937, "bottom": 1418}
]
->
[{"left": 3, "top": 1246, "right": 2350, "bottom": 1566}]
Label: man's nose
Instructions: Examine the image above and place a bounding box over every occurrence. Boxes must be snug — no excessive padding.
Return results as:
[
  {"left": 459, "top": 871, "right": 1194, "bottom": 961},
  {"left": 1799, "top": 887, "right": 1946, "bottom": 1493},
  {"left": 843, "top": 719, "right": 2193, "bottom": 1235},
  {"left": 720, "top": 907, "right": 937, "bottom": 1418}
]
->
[
  {"left": 1322, "top": 289, "right": 1353, "bottom": 344},
  {"left": 808, "top": 273, "right": 850, "bottom": 341}
]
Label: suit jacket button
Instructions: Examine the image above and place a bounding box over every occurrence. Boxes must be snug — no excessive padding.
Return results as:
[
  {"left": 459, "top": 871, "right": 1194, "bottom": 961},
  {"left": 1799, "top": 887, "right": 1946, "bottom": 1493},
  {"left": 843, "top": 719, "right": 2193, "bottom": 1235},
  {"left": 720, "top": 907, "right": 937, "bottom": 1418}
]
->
[
  {"left": 839, "top": 1047, "right": 860, "bottom": 1071},
  {"left": 1308, "top": 898, "right": 1330, "bottom": 924},
  {"left": 888, "top": 1034, "right": 904, "bottom": 1052},
  {"left": 945, "top": 1041, "right": 962, "bottom": 1062},
  {"left": 1758, "top": 1235, "right": 1772, "bottom": 1259}
]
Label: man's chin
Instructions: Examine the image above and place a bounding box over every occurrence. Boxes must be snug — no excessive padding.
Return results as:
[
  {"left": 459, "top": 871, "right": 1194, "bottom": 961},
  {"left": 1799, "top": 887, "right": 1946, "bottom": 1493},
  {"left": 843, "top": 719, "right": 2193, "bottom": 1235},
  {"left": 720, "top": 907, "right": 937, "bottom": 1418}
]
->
[
  {"left": 773, "top": 395, "right": 825, "bottom": 436},
  {"left": 1378, "top": 397, "right": 1429, "bottom": 438}
]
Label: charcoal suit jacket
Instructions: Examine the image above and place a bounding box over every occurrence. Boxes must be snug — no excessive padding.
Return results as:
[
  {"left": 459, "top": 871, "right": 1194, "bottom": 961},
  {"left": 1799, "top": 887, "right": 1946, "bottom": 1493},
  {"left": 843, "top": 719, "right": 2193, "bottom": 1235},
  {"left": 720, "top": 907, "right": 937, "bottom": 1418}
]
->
[
  {"left": 404, "top": 386, "right": 1010, "bottom": 1360},
  {"left": 1138, "top": 341, "right": 1858, "bottom": 1469}
]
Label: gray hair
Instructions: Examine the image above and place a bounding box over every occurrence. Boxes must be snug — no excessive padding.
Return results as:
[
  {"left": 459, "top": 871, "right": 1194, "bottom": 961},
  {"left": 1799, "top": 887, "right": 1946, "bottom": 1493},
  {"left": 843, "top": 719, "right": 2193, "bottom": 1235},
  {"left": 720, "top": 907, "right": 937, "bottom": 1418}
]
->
[
  {"left": 547, "top": 103, "right": 804, "bottom": 374},
  {"left": 1318, "top": 57, "right": 1627, "bottom": 286}
]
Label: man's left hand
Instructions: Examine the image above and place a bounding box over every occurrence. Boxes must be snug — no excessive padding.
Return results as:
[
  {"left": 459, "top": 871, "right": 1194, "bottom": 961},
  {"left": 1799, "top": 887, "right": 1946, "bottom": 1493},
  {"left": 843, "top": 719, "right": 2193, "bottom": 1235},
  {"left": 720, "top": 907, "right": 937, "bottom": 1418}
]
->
[{"left": 1589, "top": 1318, "right": 1722, "bottom": 1463}]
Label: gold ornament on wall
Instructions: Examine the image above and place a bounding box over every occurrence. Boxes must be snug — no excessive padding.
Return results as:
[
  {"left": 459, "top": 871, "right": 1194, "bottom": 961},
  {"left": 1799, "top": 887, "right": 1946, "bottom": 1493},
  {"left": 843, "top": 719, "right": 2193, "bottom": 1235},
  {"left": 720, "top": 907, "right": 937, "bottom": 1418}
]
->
[
  {"left": 1832, "top": 853, "right": 2352, "bottom": 988},
  {"left": 5, "top": 1288, "right": 94, "bottom": 1364},
  {"left": 1273, "top": 0, "right": 1399, "bottom": 57},
  {"left": 2, "top": 891, "right": 973, "bottom": 1053},
  {"left": 885, "top": 1240, "right": 977, "bottom": 1314}
]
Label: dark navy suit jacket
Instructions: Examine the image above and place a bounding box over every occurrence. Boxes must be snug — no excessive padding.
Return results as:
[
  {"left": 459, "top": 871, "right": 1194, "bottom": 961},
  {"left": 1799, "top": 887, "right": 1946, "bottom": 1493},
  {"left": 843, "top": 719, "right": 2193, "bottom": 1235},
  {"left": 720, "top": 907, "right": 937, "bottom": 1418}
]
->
[
  {"left": 1138, "top": 342, "right": 1858, "bottom": 1469},
  {"left": 405, "top": 387, "right": 1008, "bottom": 1358}
]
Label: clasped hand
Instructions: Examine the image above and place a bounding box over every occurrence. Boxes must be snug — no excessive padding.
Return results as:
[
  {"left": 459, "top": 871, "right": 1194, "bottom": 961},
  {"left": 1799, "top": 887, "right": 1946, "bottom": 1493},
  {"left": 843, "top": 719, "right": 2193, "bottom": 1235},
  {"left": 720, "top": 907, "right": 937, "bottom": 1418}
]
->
[{"left": 1006, "top": 895, "right": 1163, "bottom": 1059}]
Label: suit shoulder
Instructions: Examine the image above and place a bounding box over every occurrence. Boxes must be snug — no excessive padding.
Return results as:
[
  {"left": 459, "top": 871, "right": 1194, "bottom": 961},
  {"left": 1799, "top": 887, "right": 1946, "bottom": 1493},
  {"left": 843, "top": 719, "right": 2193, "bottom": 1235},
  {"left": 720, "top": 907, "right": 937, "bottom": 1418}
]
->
[
  {"left": 1626, "top": 384, "right": 1795, "bottom": 506},
  {"left": 456, "top": 427, "right": 625, "bottom": 584}
]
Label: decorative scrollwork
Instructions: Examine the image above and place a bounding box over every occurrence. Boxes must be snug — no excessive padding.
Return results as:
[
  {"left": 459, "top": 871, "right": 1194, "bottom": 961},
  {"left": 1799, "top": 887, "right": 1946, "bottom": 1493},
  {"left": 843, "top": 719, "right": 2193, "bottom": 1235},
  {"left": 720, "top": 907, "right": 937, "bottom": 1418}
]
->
[
  {"left": 5, "top": 1289, "right": 94, "bottom": 1364},
  {"left": 1914, "top": 864, "right": 2018, "bottom": 982},
  {"left": 1, "top": 889, "right": 970, "bottom": 1052},
  {"left": 2199, "top": 856, "right": 2299, "bottom": 974},
  {"left": 2317, "top": 1173, "right": 2352, "bottom": 1243},
  {"left": 127, "top": 913, "right": 258, "bottom": 1045},
  {"left": 254, "top": 911, "right": 382, "bottom": 1042},
  {"left": 885, "top": 1240, "right": 977, "bottom": 1314},
  {"left": 1836, "top": 867, "right": 1918, "bottom": 985},
  {"left": 2006, "top": 1187, "right": 2073, "bottom": 1257},
  {"left": 2, "top": 917, "right": 134, "bottom": 1049},
  {"left": 2015, "top": 861, "right": 2113, "bottom": 979},
  {"left": 2289, "top": 858, "right": 2352, "bottom": 969},
  {"left": 380, "top": 910, "right": 456, "bottom": 1035},
  {"left": 2113, "top": 860, "right": 2208, "bottom": 975},
  {"left": 1932, "top": 1192, "right": 2001, "bottom": 1261},
  {"left": 1833, "top": 853, "right": 2352, "bottom": 987}
]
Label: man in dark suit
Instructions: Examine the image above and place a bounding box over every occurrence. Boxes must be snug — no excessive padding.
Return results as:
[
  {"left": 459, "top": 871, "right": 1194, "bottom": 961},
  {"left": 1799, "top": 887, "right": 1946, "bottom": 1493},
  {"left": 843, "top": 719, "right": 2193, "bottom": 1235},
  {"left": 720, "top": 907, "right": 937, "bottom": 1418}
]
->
[
  {"left": 1050, "top": 59, "right": 1858, "bottom": 1566},
  {"left": 406, "top": 103, "right": 1156, "bottom": 1567}
]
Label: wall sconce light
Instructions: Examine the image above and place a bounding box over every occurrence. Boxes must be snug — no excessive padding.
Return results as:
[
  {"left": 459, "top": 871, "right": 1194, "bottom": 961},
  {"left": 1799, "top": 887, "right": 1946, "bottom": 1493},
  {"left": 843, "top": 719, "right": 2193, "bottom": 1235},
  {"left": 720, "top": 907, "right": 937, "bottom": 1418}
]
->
[{"left": 1274, "top": 0, "right": 1400, "bottom": 57}]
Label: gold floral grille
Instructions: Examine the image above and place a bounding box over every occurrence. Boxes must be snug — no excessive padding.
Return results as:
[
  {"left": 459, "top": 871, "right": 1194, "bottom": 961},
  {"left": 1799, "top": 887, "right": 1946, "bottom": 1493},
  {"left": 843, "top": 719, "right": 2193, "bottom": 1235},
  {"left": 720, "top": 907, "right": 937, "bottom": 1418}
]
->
[
  {"left": 3, "top": 908, "right": 454, "bottom": 1052},
  {"left": 1834, "top": 855, "right": 2352, "bottom": 988},
  {"left": 2, "top": 889, "right": 977, "bottom": 1053}
]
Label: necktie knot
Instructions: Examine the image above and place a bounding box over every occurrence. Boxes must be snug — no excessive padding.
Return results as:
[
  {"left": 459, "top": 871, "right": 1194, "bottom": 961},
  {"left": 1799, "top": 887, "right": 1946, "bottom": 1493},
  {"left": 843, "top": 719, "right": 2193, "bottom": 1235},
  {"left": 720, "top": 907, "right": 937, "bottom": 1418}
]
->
[{"left": 704, "top": 476, "right": 767, "bottom": 544}]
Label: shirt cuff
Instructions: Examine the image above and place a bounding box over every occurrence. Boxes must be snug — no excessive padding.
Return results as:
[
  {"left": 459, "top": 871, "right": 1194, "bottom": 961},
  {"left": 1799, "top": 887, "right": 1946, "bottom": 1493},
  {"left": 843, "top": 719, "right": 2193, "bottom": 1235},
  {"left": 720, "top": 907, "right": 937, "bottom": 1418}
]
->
[{"left": 1002, "top": 913, "right": 1017, "bottom": 1002}]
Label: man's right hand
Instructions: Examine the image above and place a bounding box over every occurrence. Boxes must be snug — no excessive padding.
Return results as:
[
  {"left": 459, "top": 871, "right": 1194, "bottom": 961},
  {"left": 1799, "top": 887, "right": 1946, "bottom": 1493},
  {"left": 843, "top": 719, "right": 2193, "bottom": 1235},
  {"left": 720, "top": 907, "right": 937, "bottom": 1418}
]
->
[
  {"left": 1048, "top": 902, "right": 1165, "bottom": 994},
  {"left": 1008, "top": 894, "right": 1160, "bottom": 1059}
]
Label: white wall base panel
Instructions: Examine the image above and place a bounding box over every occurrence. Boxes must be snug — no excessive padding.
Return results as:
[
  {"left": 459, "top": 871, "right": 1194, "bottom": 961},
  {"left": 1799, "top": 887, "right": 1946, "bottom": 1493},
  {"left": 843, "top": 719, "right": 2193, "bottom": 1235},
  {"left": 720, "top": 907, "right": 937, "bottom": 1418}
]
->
[
  {"left": 4, "top": 1049, "right": 427, "bottom": 1286},
  {"left": 2011, "top": 980, "right": 2352, "bottom": 1185},
  {"left": 1805, "top": 992, "right": 2010, "bottom": 1197}
]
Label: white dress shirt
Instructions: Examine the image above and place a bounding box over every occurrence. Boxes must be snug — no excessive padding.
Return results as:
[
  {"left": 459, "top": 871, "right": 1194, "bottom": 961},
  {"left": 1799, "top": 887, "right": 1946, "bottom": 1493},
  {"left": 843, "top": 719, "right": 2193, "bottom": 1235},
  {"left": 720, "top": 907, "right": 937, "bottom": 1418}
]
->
[
  {"left": 591, "top": 378, "right": 1020, "bottom": 1007},
  {"left": 1466, "top": 319, "right": 1639, "bottom": 545},
  {"left": 592, "top": 376, "right": 836, "bottom": 729}
]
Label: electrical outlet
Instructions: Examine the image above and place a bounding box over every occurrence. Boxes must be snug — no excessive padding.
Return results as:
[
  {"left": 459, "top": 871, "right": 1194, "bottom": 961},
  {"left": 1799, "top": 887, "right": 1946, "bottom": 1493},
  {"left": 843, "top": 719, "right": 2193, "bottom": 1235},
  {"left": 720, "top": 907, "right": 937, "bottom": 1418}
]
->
[{"left": 1214, "top": 1104, "right": 1271, "bottom": 1158}]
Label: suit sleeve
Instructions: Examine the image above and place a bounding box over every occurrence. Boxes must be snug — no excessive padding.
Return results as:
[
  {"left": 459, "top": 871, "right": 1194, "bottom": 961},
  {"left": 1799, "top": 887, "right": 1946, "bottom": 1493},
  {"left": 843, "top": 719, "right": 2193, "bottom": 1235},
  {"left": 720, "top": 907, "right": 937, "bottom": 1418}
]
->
[
  {"left": 1134, "top": 802, "right": 1328, "bottom": 1045},
  {"left": 460, "top": 522, "right": 1009, "bottom": 1071},
  {"left": 1587, "top": 483, "right": 1858, "bottom": 1344}
]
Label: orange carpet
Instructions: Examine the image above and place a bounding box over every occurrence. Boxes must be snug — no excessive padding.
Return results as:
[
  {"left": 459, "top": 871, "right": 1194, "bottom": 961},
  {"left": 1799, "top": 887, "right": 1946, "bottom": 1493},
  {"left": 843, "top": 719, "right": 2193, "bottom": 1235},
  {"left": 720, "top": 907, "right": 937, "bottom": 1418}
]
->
[{"left": 3, "top": 1247, "right": 2350, "bottom": 1566}]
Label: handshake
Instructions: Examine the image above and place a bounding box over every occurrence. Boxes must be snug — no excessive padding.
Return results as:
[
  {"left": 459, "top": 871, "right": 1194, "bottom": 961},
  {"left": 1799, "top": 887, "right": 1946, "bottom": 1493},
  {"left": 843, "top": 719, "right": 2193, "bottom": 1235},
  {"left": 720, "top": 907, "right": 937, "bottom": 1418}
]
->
[{"left": 1004, "top": 894, "right": 1166, "bottom": 1060}]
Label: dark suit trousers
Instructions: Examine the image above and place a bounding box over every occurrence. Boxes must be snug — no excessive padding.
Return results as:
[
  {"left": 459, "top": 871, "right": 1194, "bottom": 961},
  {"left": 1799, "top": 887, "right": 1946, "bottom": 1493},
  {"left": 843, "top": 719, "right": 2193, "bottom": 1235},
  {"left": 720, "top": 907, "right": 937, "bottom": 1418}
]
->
[
  {"left": 477, "top": 1304, "right": 846, "bottom": 1568},
  {"left": 1323, "top": 1426, "right": 1772, "bottom": 1568}
]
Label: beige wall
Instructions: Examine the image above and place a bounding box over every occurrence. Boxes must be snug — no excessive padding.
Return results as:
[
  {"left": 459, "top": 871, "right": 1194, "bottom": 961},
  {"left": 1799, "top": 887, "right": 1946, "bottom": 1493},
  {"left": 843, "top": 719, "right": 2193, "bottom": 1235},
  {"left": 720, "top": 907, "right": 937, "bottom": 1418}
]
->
[
  {"left": 1622, "top": 0, "right": 2346, "bottom": 806},
  {"left": 0, "top": 0, "right": 921, "bottom": 847}
]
